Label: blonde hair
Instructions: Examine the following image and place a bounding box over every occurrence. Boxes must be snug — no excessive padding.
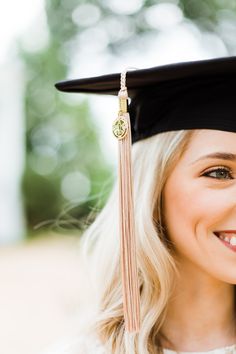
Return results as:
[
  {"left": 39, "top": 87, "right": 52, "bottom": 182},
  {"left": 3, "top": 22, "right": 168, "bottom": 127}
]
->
[{"left": 79, "top": 129, "right": 194, "bottom": 354}]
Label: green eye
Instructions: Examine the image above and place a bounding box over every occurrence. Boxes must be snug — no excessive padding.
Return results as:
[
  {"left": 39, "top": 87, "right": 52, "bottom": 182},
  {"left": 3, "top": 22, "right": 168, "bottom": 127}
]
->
[{"left": 203, "top": 167, "right": 233, "bottom": 180}]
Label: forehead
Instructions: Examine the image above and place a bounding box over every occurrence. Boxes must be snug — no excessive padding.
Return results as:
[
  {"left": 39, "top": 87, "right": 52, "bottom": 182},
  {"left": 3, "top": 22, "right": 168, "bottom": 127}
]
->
[{"left": 182, "top": 129, "right": 236, "bottom": 162}]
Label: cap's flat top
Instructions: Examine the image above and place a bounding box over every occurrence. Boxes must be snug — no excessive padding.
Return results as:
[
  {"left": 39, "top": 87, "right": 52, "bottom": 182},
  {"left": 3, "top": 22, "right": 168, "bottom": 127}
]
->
[{"left": 55, "top": 56, "right": 236, "bottom": 96}]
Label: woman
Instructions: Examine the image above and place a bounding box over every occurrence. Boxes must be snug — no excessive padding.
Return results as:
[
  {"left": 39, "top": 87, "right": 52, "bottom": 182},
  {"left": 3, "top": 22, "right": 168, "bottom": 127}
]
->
[{"left": 44, "top": 57, "right": 236, "bottom": 353}]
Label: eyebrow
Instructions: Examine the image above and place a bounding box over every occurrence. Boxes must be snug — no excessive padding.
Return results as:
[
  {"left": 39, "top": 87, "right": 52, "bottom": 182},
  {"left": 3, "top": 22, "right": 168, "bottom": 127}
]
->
[{"left": 191, "top": 152, "right": 236, "bottom": 164}]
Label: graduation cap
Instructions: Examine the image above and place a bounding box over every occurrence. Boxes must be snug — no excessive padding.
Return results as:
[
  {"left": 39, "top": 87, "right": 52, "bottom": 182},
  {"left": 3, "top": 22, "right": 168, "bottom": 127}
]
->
[{"left": 55, "top": 56, "right": 236, "bottom": 334}]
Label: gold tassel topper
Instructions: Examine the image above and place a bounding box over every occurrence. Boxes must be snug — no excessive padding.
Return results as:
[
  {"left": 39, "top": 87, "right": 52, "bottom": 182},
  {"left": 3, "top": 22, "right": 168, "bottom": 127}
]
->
[{"left": 112, "top": 70, "right": 140, "bottom": 333}]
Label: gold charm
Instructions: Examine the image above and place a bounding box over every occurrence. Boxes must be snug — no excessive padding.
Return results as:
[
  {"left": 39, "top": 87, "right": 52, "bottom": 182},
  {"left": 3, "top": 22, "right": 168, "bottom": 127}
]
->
[{"left": 112, "top": 115, "right": 128, "bottom": 139}]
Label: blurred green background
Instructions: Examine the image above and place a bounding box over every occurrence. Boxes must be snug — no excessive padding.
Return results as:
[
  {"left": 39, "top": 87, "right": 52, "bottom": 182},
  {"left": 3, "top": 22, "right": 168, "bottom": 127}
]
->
[
  {"left": 2, "top": 0, "right": 236, "bottom": 242},
  {"left": 1, "top": 2, "right": 236, "bottom": 354}
]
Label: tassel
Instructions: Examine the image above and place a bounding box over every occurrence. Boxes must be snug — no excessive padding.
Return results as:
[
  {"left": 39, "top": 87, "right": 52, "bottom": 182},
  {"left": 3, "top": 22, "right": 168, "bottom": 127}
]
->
[{"left": 112, "top": 71, "right": 140, "bottom": 333}]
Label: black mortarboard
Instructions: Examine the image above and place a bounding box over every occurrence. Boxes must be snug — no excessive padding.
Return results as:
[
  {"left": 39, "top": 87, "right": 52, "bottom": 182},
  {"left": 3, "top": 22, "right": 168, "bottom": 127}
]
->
[
  {"left": 55, "top": 56, "right": 236, "bottom": 336},
  {"left": 56, "top": 56, "right": 236, "bottom": 143}
]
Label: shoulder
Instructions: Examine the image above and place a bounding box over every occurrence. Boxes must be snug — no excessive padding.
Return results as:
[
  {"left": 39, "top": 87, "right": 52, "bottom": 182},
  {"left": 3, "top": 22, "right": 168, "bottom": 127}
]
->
[{"left": 39, "top": 333, "right": 106, "bottom": 354}]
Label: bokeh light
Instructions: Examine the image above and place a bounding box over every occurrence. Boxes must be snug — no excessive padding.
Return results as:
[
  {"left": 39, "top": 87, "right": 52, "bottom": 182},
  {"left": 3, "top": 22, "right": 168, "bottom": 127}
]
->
[
  {"left": 61, "top": 171, "right": 91, "bottom": 202},
  {"left": 145, "top": 3, "right": 183, "bottom": 30},
  {"left": 72, "top": 4, "right": 101, "bottom": 27},
  {"left": 105, "top": 0, "right": 144, "bottom": 15}
]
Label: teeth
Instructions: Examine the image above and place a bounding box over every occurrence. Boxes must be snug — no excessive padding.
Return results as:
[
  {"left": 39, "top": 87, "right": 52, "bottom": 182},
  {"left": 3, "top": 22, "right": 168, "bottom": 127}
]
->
[
  {"left": 217, "top": 232, "right": 236, "bottom": 245},
  {"left": 230, "top": 237, "right": 236, "bottom": 246}
]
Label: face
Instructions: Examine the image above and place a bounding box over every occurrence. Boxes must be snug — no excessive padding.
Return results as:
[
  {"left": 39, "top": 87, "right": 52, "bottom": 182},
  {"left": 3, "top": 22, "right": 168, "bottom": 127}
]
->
[{"left": 162, "top": 129, "right": 236, "bottom": 284}]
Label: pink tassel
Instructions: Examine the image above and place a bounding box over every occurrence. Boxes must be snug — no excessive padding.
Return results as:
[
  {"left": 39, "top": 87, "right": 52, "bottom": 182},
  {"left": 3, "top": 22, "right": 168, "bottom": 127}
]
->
[{"left": 112, "top": 83, "right": 140, "bottom": 333}]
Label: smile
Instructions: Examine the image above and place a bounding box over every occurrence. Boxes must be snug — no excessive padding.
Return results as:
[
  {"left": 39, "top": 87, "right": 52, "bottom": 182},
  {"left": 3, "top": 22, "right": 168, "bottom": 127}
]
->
[{"left": 214, "top": 231, "right": 236, "bottom": 253}]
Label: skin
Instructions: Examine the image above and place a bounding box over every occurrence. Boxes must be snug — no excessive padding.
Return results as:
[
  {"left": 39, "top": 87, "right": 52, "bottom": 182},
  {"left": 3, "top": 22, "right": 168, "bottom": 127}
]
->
[{"left": 160, "top": 130, "right": 236, "bottom": 352}]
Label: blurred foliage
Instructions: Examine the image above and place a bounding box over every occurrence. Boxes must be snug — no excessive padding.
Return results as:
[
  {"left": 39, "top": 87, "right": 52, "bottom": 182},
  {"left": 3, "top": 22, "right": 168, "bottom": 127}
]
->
[
  {"left": 180, "top": 0, "right": 236, "bottom": 52},
  {"left": 20, "top": 0, "right": 236, "bottom": 237},
  {"left": 21, "top": 0, "right": 114, "bottom": 235}
]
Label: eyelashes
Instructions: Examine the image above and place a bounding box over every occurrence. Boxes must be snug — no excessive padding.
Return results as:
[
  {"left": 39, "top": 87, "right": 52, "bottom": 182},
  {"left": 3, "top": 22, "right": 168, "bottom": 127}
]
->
[{"left": 202, "top": 167, "right": 234, "bottom": 180}]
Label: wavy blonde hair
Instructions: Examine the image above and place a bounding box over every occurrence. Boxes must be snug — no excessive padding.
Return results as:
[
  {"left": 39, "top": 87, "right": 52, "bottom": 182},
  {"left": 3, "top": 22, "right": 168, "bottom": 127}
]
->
[{"left": 78, "top": 129, "right": 195, "bottom": 354}]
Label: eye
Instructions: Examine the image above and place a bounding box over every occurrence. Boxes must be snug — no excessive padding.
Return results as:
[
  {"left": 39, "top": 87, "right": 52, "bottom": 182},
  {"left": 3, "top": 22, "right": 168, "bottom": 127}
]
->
[{"left": 202, "top": 167, "right": 234, "bottom": 180}]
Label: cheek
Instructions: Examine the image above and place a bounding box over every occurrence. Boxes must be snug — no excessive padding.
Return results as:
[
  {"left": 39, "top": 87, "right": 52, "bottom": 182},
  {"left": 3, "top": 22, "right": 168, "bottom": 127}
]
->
[
  {"left": 162, "top": 176, "right": 229, "bottom": 248},
  {"left": 162, "top": 182, "right": 196, "bottom": 248}
]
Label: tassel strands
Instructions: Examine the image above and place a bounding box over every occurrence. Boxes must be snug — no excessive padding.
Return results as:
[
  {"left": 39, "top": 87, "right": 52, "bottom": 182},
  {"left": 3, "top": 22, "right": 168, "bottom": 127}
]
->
[{"left": 112, "top": 70, "right": 140, "bottom": 333}]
